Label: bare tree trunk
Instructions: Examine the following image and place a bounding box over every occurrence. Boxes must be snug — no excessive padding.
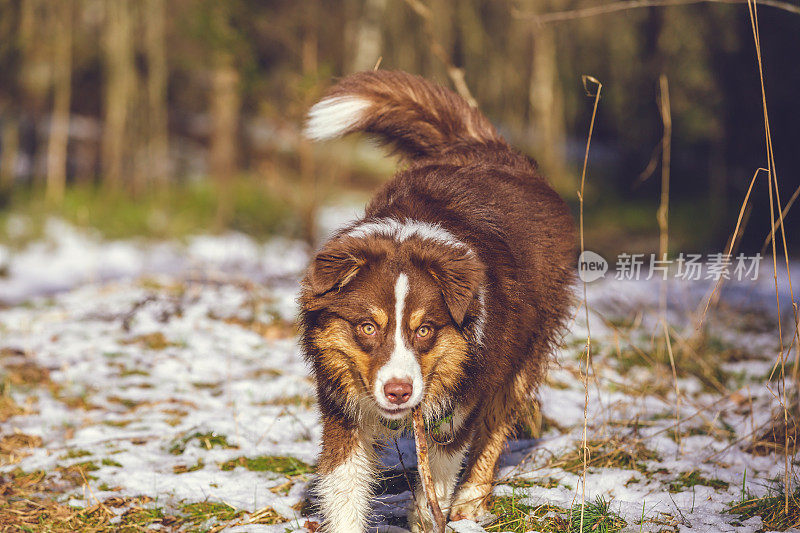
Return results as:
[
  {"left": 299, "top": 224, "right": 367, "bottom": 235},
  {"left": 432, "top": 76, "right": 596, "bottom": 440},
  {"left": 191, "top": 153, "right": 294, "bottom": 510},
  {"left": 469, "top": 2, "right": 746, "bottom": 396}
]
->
[
  {"left": 429, "top": 0, "right": 455, "bottom": 81},
  {"left": 350, "top": 0, "right": 387, "bottom": 72},
  {"left": 299, "top": 0, "right": 319, "bottom": 244},
  {"left": 526, "top": 2, "right": 568, "bottom": 188},
  {"left": 19, "top": 0, "right": 52, "bottom": 185},
  {"left": 127, "top": 1, "right": 148, "bottom": 197},
  {"left": 145, "top": 0, "right": 169, "bottom": 187},
  {"left": 102, "top": 0, "right": 135, "bottom": 191},
  {"left": 46, "top": 0, "right": 73, "bottom": 204},
  {"left": 209, "top": 51, "right": 240, "bottom": 228},
  {"left": 0, "top": 116, "right": 19, "bottom": 190}
]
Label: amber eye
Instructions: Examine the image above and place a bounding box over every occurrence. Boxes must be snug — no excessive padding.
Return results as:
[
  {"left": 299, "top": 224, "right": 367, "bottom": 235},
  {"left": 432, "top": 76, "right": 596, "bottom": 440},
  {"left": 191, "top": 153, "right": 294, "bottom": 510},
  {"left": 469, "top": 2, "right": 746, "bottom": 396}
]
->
[
  {"left": 360, "top": 322, "right": 377, "bottom": 336},
  {"left": 416, "top": 325, "right": 431, "bottom": 338}
]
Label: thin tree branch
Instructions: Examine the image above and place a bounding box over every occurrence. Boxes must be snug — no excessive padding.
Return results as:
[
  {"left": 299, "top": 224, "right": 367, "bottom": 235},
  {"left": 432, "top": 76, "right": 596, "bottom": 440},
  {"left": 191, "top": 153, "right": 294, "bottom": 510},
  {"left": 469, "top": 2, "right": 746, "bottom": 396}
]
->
[
  {"left": 402, "top": 0, "right": 479, "bottom": 107},
  {"left": 513, "top": 0, "right": 800, "bottom": 25},
  {"left": 412, "top": 408, "right": 446, "bottom": 533}
]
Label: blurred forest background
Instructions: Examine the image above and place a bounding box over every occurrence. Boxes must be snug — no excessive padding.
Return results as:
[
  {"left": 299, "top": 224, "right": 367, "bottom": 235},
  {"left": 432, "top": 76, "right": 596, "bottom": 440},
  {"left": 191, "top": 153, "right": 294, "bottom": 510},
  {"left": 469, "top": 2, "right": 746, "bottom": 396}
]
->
[{"left": 0, "top": 0, "right": 799, "bottom": 257}]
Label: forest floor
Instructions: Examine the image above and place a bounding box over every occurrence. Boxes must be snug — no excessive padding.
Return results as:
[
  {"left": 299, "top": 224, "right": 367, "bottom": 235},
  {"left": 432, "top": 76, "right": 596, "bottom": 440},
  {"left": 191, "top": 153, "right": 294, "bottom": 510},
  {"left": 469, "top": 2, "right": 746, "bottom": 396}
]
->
[{"left": 0, "top": 217, "right": 798, "bottom": 532}]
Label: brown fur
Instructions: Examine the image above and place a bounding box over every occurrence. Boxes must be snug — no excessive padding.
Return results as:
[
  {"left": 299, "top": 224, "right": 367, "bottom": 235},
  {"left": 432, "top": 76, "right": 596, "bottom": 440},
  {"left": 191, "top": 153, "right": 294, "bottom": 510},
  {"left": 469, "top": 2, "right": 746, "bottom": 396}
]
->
[
  {"left": 300, "top": 70, "right": 575, "bottom": 532},
  {"left": 317, "top": 70, "right": 501, "bottom": 161}
]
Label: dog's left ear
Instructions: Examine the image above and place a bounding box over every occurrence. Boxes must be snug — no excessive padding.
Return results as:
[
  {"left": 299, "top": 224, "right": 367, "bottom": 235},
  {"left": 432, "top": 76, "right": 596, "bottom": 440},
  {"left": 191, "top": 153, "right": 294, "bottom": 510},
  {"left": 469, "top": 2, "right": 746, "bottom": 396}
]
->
[
  {"left": 306, "top": 237, "right": 368, "bottom": 296},
  {"left": 416, "top": 246, "right": 485, "bottom": 325}
]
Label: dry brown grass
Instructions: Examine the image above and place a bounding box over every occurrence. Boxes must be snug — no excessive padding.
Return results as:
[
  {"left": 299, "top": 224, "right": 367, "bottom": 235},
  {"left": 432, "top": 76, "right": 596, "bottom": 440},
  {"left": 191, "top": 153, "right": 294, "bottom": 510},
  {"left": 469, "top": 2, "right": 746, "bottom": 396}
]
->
[
  {"left": 0, "top": 469, "right": 168, "bottom": 532},
  {"left": 745, "top": 412, "right": 798, "bottom": 457},
  {"left": 0, "top": 467, "right": 286, "bottom": 532},
  {"left": 0, "top": 432, "right": 42, "bottom": 467},
  {"left": 217, "top": 315, "right": 297, "bottom": 340},
  {"left": 548, "top": 438, "right": 660, "bottom": 475},
  {"left": 0, "top": 388, "right": 32, "bottom": 423}
]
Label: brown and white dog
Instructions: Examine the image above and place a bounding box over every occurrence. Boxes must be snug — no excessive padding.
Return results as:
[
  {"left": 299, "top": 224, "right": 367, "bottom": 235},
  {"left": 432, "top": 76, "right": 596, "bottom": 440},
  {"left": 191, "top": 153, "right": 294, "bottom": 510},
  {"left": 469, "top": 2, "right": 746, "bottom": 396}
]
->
[{"left": 299, "top": 71, "right": 575, "bottom": 532}]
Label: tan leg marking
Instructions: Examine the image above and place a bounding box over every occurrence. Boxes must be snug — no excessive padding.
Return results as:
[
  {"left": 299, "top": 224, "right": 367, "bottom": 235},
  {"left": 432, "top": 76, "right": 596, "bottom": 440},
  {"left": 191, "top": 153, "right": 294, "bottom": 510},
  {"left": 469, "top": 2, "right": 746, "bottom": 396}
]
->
[{"left": 451, "top": 370, "right": 536, "bottom": 521}]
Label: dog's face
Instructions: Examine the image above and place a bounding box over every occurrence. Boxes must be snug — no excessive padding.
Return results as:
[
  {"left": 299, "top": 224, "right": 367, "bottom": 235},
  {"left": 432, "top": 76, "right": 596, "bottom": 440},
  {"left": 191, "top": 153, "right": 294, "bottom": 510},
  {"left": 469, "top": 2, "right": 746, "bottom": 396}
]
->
[{"left": 301, "top": 228, "right": 485, "bottom": 420}]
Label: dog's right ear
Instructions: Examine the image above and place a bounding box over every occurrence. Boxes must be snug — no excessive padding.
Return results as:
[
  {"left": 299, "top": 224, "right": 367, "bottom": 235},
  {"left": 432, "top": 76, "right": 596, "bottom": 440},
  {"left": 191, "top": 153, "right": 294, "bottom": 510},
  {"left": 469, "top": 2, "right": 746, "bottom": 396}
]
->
[{"left": 306, "top": 237, "right": 368, "bottom": 296}]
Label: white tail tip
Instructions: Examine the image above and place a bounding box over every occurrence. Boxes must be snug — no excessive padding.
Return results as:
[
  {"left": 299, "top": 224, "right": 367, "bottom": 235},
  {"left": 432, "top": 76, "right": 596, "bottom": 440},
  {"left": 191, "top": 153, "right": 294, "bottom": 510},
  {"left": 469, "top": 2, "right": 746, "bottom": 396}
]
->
[{"left": 304, "top": 96, "right": 371, "bottom": 141}]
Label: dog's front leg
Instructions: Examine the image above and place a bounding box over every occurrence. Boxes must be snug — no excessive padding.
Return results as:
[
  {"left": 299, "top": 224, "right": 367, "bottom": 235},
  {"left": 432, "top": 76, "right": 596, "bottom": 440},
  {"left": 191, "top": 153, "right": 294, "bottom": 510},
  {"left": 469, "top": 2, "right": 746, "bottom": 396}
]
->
[
  {"left": 315, "top": 414, "right": 376, "bottom": 533},
  {"left": 450, "top": 398, "right": 517, "bottom": 521},
  {"left": 408, "top": 442, "right": 467, "bottom": 533}
]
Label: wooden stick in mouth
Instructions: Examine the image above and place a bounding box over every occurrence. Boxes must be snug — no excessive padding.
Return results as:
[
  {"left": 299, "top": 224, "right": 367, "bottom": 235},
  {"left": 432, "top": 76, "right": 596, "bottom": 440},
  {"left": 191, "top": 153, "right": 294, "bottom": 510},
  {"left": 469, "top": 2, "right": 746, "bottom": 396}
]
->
[{"left": 412, "top": 407, "right": 447, "bottom": 533}]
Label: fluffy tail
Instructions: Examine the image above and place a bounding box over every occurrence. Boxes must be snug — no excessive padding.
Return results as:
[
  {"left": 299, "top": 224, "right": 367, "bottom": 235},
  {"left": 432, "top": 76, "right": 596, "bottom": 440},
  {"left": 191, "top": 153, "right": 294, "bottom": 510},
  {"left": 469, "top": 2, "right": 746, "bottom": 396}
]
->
[{"left": 304, "top": 70, "right": 505, "bottom": 159}]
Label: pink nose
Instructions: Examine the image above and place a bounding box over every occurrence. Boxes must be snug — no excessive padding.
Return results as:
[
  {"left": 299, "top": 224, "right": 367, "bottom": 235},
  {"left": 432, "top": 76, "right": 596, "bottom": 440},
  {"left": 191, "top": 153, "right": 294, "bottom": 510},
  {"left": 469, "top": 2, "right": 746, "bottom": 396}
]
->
[{"left": 383, "top": 379, "right": 412, "bottom": 405}]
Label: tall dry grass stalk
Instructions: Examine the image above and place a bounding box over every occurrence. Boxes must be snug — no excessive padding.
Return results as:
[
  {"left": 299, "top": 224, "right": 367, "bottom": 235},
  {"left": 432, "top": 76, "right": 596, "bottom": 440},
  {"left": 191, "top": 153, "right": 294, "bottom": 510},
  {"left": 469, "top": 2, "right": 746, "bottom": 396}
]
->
[
  {"left": 656, "top": 74, "right": 682, "bottom": 450},
  {"left": 746, "top": 0, "right": 798, "bottom": 514},
  {"left": 696, "top": 168, "right": 767, "bottom": 326},
  {"left": 657, "top": 73, "right": 671, "bottom": 306},
  {"left": 577, "top": 74, "right": 602, "bottom": 533},
  {"left": 761, "top": 184, "right": 800, "bottom": 257}
]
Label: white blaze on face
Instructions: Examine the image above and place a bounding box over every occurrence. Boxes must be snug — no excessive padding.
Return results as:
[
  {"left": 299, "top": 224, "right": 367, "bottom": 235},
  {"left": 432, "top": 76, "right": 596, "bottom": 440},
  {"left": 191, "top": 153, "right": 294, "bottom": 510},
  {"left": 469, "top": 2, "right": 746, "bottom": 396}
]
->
[{"left": 374, "top": 273, "right": 424, "bottom": 417}]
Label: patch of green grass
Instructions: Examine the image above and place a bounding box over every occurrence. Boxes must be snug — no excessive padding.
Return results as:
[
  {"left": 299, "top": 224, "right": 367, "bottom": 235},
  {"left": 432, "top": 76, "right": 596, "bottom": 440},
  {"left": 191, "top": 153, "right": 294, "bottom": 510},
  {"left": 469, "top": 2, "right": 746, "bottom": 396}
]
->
[
  {"left": 180, "top": 501, "right": 243, "bottom": 527},
  {"left": 46, "top": 501, "right": 168, "bottom": 531},
  {"left": 668, "top": 470, "right": 729, "bottom": 493},
  {"left": 191, "top": 381, "right": 222, "bottom": 390},
  {"left": 118, "top": 505, "right": 167, "bottom": 527},
  {"left": 74, "top": 461, "right": 99, "bottom": 472},
  {"left": 568, "top": 497, "right": 627, "bottom": 533},
  {"left": 169, "top": 432, "right": 235, "bottom": 455},
  {"left": 612, "top": 341, "right": 733, "bottom": 394},
  {"left": 101, "top": 458, "right": 123, "bottom": 468},
  {"left": 173, "top": 459, "right": 205, "bottom": 474},
  {"left": 506, "top": 477, "right": 571, "bottom": 491},
  {"left": 728, "top": 485, "right": 800, "bottom": 531},
  {"left": 0, "top": 177, "right": 299, "bottom": 244},
  {"left": 219, "top": 455, "right": 314, "bottom": 475},
  {"left": 175, "top": 501, "right": 286, "bottom": 530},
  {"left": 61, "top": 449, "right": 92, "bottom": 460},
  {"left": 9, "top": 468, "right": 46, "bottom": 482},
  {"left": 487, "top": 494, "right": 569, "bottom": 532},
  {"left": 118, "top": 368, "right": 150, "bottom": 378},
  {"left": 102, "top": 419, "right": 132, "bottom": 428},
  {"left": 260, "top": 395, "right": 317, "bottom": 408},
  {"left": 487, "top": 493, "right": 625, "bottom": 533}
]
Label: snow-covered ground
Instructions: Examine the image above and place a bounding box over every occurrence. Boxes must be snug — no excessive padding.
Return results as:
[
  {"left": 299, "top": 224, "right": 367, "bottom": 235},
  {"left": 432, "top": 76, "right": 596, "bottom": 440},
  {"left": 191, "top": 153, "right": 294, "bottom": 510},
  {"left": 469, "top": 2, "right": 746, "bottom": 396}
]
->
[{"left": 0, "top": 218, "right": 797, "bottom": 532}]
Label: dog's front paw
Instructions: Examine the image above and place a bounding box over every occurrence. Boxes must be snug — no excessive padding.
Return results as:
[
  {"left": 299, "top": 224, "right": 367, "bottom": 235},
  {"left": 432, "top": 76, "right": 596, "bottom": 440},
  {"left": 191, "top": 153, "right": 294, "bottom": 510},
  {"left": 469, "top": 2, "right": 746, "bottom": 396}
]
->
[
  {"left": 408, "top": 495, "right": 437, "bottom": 533},
  {"left": 449, "top": 483, "right": 491, "bottom": 522},
  {"left": 408, "top": 513, "right": 432, "bottom": 533}
]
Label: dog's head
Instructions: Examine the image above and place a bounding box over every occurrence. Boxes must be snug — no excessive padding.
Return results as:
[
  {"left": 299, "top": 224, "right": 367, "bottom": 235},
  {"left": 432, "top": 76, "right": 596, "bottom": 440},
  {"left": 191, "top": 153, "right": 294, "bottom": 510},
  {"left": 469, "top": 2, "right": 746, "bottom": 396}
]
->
[{"left": 300, "top": 219, "right": 485, "bottom": 421}]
